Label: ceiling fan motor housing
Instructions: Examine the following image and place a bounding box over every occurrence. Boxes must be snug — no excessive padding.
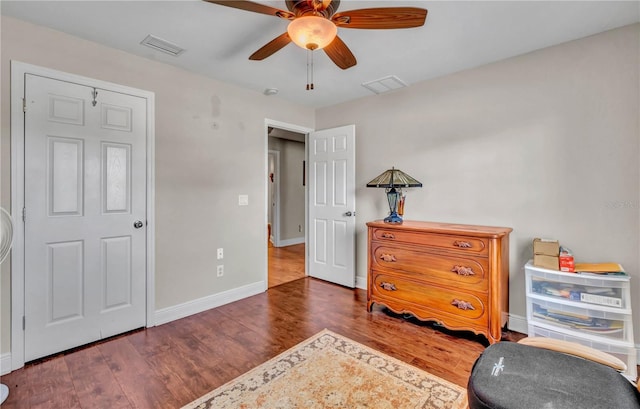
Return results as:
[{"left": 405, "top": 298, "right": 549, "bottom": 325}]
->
[{"left": 286, "top": 0, "right": 340, "bottom": 18}]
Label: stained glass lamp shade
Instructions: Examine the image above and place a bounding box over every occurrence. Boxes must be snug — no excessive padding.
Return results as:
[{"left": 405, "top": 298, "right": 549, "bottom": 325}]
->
[{"left": 366, "top": 167, "right": 422, "bottom": 223}]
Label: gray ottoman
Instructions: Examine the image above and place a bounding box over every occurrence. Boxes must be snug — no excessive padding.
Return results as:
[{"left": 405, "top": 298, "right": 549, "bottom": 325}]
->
[{"left": 467, "top": 341, "right": 640, "bottom": 409}]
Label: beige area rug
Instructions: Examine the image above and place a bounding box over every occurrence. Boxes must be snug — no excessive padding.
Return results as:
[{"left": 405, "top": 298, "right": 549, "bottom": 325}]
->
[{"left": 182, "top": 329, "right": 467, "bottom": 409}]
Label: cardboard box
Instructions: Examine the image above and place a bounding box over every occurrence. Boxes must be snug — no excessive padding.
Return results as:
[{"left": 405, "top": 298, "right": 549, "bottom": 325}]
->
[
  {"left": 533, "top": 238, "right": 560, "bottom": 256},
  {"left": 534, "top": 254, "right": 559, "bottom": 270}
]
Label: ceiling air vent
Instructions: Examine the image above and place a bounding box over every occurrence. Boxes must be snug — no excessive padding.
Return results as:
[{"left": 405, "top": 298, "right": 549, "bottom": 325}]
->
[
  {"left": 140, "top": 34, "right": 185, "bottom": 56},
  {"left": 362, "top": 75, "right": 408, "bottom": 95}
]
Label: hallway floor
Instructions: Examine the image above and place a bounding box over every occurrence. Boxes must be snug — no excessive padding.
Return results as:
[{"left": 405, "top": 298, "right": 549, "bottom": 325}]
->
[{"left": 268, "top": 242, "right": 305, "bottom": 288}]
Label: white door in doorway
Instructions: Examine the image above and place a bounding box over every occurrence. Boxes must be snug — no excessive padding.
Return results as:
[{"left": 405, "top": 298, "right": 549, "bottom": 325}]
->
[
  {"left": 23, "top": 74, "right": 147, "bottom": 361},
  {"left": 308, "top": 125, "right": 356, "bottom": 288},
  {"left": 267, "top": 150, "right": 279, "bottom": 244}
]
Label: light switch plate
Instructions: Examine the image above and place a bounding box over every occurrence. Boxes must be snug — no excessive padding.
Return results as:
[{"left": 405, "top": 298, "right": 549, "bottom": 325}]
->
[{"left": 238, "top": 194, "right": 249, "bottom": 206}]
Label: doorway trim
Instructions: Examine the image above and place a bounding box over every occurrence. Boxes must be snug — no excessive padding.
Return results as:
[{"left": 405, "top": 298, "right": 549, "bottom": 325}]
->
[
  {"left": 264, "top": 119, "right": 313, "bottom": 290},
  {"left": 9, "top": 61, "right": 156, "bottom": 370}
]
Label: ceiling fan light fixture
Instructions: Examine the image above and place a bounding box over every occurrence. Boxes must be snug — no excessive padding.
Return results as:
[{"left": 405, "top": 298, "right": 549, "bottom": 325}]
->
[{"left": 287, "top": 16, "right": 337, "bottom": 50}]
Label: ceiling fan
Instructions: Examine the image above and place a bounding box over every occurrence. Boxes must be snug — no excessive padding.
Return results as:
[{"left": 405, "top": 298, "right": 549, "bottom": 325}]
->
[{"left": 204, "top": 0, "right": 428, "bottom": 71}]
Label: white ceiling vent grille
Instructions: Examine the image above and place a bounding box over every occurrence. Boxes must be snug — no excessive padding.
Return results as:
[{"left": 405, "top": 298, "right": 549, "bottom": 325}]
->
[
  {"left": 362, "top": 75, "right": 408, "bottom": 95},
  {"left": 140, "top": 34, "right": 185, "bottom": 56}
]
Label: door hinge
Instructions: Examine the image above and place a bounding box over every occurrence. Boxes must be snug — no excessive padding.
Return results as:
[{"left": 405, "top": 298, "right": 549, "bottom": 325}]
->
[
  {"left": 22, "top": 98, "right": 27, "bottom": 113},
  {"left": 22, "top": 207, "right": 26, "bottom": 222},
  {"left": 91, "top": 88, "right": 98, "bottom": 107},
  {"left": 22, "top": 316, "right": 25, "bottom": 330}
]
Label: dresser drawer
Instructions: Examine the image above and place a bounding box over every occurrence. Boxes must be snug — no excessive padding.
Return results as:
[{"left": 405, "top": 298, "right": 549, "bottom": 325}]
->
[
  {"left": 371, "top": 272, "right": 488, "bottom": 324},
  {"left": 371, "top": 227, "right": 488, "bottom": 255},
  {"left": 370, "top": 243, "right": 488, "bottom": 291}
]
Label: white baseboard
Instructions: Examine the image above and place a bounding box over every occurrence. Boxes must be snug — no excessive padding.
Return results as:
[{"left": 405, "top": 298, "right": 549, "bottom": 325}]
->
[
  {"left": 154, "top": 281, "right": 265, "bottom": 326},
  {"left": 275, "top": 237, "right": 305, "bottom": 247},
  {"left": 507, "top": 313, "right": 528, "bottom": 334},
  {"left": 355, "top": 275, "right": 367, "bottom": 290},
  {"left": 1, "top": 353, "right": 11, "bottom": 376}
]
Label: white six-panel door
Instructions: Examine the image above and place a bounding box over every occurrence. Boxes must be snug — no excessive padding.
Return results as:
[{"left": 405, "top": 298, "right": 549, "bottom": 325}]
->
[
  {"left": 23, "top": 74, "right": 147, "bottom": 361},
  {"left": 308, "top": 125, "right": 356, "bottom": 288}
]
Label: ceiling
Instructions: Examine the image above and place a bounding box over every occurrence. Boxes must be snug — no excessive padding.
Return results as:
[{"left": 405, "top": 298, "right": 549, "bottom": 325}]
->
[{"left": 2, "top": 1, "right": 638, "bottom": 108}]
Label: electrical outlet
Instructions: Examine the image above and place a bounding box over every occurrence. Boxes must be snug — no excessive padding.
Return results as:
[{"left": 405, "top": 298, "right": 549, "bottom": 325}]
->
[
  {"left": 216, "top": 265, "right": 224, "bottom": 277},
  {"left": 298, "top": 225, "right": 302, "bottom": 232},
  {"left": 217, "top": 248, "right": 223, "bottom": 259}
]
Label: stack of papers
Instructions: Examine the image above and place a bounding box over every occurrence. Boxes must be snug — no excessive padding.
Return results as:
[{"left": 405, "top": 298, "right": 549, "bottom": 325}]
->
[{"left": 574, "top": 263, "right": 626, "bottom": 276}]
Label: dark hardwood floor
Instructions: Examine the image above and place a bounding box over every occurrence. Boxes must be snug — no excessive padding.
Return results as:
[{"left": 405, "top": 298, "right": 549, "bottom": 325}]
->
[{"left": 1, "top": 277, "right": 528, "bottom": 408}]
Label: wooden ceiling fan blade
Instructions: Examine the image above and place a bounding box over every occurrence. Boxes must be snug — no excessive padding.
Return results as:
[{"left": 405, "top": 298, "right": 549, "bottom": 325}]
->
[
  {"left": 204, "top": 0, "right": 295, "bottom": 20},
  {"left": 331, "top": 7, "right": 427, "bottom": 29},
  {"left": 323, "top": 36, "right": 357, "bottom": 70},
  {"left": 249, "top": 33, "right": 292, "bottom": 60}
]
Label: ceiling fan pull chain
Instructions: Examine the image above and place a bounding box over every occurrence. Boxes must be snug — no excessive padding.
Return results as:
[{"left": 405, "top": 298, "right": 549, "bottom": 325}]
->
[{"left": 306, "top": 48, "right": 314, "bottom": 90}]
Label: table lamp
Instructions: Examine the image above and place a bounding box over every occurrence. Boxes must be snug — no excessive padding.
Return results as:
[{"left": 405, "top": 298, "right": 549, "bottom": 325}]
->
[{"left": 366, "top": 167, "right": 422, "bottom": 223}]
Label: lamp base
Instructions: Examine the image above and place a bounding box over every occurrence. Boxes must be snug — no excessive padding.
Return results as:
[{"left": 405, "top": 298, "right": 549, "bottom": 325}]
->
[{"left": 383, "top": 212, "right": 403, "bottom": 224}]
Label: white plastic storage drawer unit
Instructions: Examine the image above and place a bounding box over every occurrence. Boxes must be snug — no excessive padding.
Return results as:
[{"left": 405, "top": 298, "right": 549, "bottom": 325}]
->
[
  {"left": 529, "top": 297, "right": 633, "bottom": 343},
  {"left": 525, "top": 261, "right": 636, "bottom": 379}
]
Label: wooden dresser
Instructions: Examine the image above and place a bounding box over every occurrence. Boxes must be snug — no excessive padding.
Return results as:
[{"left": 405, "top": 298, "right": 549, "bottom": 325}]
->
[{"left": 367, "top": 220, "right": 512, "bottom": 344}]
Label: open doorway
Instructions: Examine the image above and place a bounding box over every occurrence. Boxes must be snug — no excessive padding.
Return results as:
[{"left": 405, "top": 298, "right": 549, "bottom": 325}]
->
[{"left": 267, "top": 126, "right": 307, "bottom": 288}]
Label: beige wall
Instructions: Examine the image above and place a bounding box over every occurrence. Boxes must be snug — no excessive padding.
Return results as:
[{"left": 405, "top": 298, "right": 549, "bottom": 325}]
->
[
  {"left": 317, "top": 24, "right": 640, "bottom": 338},
  {"left": 0, "top": 15, "right": 315, "bottom": 355},
  {"left": 2, "top": 14, "right": 639, "bottom": 359}
]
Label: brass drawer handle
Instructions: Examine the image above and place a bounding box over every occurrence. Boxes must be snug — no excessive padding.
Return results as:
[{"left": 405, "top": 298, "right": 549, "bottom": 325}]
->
[
  {"left": 451, "top": 265, "right": 475, "bottom": 276},
  {"left": 380, "top": 253, "right": 397, "bottom": 262},
  {"left": 453, "top": 240, "right": 472, "bottom": 249},
  {"left": 381, "top": 232, "right": 395, "bottom": 239},
  {"left": 451, "top": 299, "right": 475, "bottom": 310},
  {"left": 380, "top": 282, "right": 397, "bottom": 291}
]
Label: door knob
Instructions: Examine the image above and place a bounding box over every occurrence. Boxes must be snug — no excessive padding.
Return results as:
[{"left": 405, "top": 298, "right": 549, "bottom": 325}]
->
[
  {"left": 344, "top": 211, "right": 355, "bottom": 217},
  {"left": 133, "top": 220, "right": 144, "bottom": 229}
]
